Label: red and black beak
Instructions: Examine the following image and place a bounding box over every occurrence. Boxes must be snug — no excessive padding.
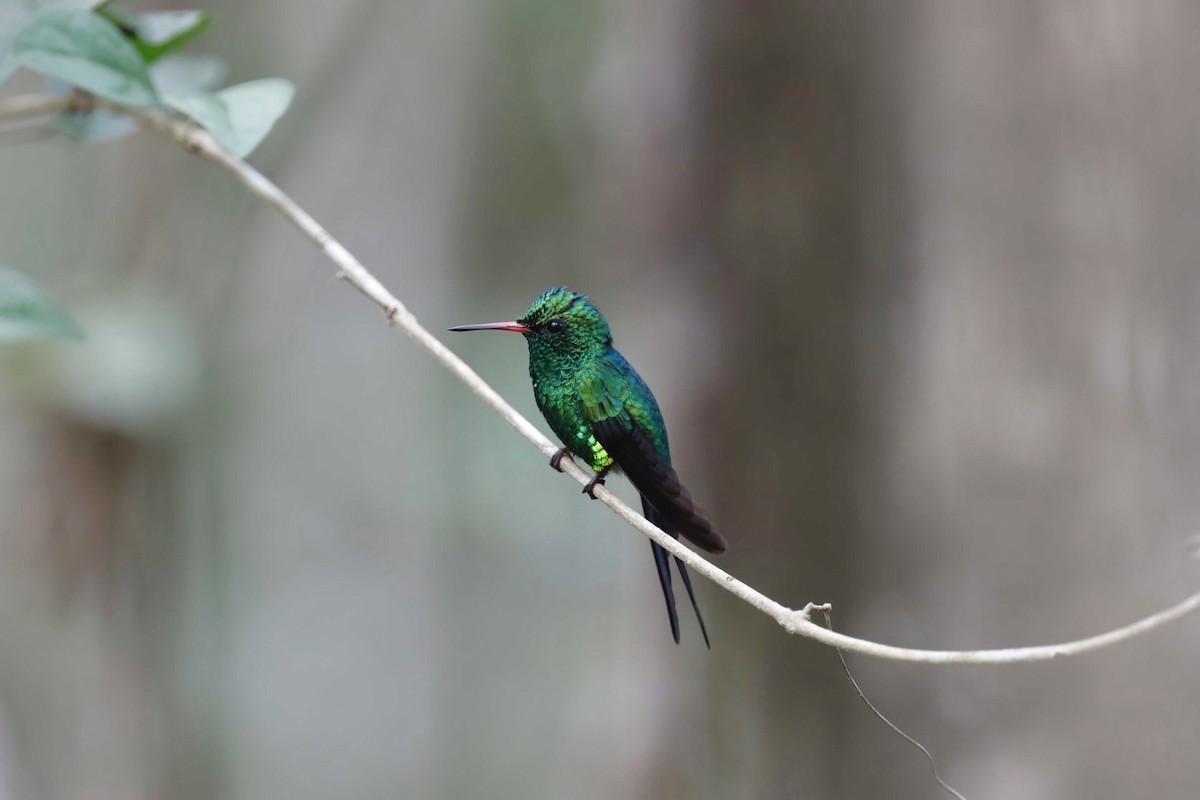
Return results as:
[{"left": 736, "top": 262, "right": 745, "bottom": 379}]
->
[{"left": 448, "top": 321, "right": 532, "bottom": 333}]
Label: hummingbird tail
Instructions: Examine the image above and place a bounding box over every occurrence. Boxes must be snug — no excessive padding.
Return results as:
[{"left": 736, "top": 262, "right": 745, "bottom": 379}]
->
[
  {"left": 644, "top": 497, "right": 709, "bottom": 647},
  {"left": 650, "top": 540, "right": 681, "bottom": 645},
  {"left": 673, "top": 555, "right": 711, "bottom": 649}
]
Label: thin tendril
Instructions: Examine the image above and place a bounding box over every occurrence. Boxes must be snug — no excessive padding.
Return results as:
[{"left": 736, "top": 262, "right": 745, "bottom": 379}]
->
[{"left": 820, "top": 606, "right": 967, "bottom": 800}]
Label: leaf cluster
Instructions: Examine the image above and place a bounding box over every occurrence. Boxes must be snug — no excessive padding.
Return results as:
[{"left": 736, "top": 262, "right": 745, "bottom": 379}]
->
[
  {"left": 2, "top": 1, "right": 293, "bottom": 157},
  {"left": 0, "top": 3, "right": 297, "bottom": 341}
]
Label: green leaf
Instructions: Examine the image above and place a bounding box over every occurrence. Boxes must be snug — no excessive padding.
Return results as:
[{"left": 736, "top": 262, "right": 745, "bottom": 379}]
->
[
  {"left": 0, "top": 267, "right": 82, "bottom": 342},
  {"left": 102, "top": 9, "right": 210, "bottom": 63},
  {"left": 164, "top": 87, "right": 232, "bottom": 143},
  {"left": 166, "top": 78, "right": 294, "bottom": 158},
  {"left": 149, "top": 54, "right": 226, "bottom": 94},
  {"left": 12, "top": 9, "right": 158, "bottom": 106},
  {"left": 0, "top": 0, "right": 105, "bottom": 86}
]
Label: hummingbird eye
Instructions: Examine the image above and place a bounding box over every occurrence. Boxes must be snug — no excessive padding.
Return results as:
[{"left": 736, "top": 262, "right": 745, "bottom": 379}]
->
[{"left": 545, "top": 319, "right": 567, "bottom": 334}]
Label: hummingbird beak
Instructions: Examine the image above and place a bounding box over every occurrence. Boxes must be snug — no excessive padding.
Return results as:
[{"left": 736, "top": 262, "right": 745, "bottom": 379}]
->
[{"left": 447, "top": 320, "right": 532, "bottom": 333}]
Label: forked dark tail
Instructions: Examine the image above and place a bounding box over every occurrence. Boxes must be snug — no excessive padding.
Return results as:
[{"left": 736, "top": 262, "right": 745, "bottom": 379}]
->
[
  {"left": 643, "top": 498, "right": 711, "bottom": 648},
  {"left": 650, "top": 540, "right": 680, "bottom": 643}
]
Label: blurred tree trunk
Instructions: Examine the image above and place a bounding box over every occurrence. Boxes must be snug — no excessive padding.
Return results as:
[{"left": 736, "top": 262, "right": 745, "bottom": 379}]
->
[
  {"left": 688, "top": 2, "right": 871, "bottom": 796},
  {"left": 845, "top": 4, "right": 1200, "bottom": 798},
  {"left": 689, "top": 2, "right": 1200, "bottom": 798}
]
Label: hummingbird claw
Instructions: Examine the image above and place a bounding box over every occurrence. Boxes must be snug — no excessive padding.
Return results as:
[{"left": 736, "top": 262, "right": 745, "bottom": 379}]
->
[
  {"left": 549, "top": 447, "right": 571, "bottom": 472},
  {"left": 582, "top": 475, "right": 606, "bottom": 498}
]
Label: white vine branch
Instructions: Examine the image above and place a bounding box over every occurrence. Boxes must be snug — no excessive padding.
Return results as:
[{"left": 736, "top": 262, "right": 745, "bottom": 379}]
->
[
  {"left": 3, "top": 92, "right": 1198, "bottom": 664},
  {"left": 0, "top": 93, "right": 66, "bottom": 117}
]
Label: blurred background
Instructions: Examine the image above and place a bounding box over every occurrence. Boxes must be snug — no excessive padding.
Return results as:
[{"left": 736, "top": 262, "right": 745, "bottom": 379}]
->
[{"left": 2, "top": 0, "right": 1200, "bottom": 797}]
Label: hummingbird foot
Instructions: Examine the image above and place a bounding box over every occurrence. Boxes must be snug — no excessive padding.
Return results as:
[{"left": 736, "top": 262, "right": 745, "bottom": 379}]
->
[
  {"left": 549, "top": 447, "right": 571, "bottom": 472},
  {"left": 582, "top": 471, "right": 608, "bottom": 498}
]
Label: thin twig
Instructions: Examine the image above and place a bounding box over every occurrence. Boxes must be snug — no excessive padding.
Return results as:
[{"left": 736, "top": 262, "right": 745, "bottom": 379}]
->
[
  {"left": 0, "top": 94, "right": 69, "bottom": 118},
  {"left": 818, "top": 606, "right": 966, "bottom": 799},
  {"left": 0, "top": 94, "right": 67, "bottom": 147},
  {"left": 2, "top": 92, "right": 1197, "bottom": 665}
]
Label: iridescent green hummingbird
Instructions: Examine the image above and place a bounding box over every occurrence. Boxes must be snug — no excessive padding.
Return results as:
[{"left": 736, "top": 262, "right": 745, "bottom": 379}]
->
[{"left": 450, "top": 287, "right": 728, "bottom": 646}]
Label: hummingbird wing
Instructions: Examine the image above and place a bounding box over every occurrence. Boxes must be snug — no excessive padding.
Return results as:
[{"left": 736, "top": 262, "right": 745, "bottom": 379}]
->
[
  {"left": 590, "top": 409, "right": 719, "bottom": 648},
  {"left": 581, "top": 359, "right": 725, "bottom": 646},
  {"left": 580, "top": 359, "right": 727, "bottom": 554},
  {"left": 589, "top": 412, "right": 728, "bottom": 554}
]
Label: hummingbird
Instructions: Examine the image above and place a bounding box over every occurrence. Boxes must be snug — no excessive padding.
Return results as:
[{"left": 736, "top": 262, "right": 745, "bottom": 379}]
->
[{"left": 450, "top": 287, "right": 727, "bottom": 646}]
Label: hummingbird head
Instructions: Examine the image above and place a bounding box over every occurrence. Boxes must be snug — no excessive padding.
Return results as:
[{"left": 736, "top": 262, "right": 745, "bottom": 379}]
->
[
  {"left": 518, "top": 286, "right": 611, "bottom": 345},
  {"left": 449, "top": 286, "right": 612, "bottom": 365}
]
